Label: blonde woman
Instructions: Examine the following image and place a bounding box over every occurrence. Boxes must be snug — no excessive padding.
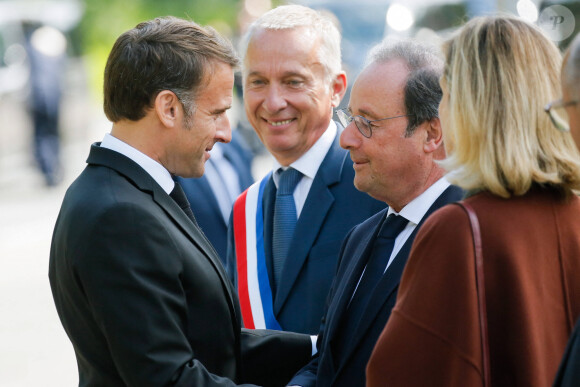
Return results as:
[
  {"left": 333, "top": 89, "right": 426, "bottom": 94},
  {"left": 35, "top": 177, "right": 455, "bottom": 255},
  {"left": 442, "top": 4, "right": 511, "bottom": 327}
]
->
[{"left": 367, "top": 16, "right": 580, "bottom": 387}]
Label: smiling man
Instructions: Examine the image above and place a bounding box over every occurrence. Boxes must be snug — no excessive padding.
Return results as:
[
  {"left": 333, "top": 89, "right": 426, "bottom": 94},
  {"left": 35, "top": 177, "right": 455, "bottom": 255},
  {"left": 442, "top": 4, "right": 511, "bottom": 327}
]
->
[
  {"left": 226, "top": 5, "right": 385, "bottom": 336},
  {"left": 49, "top": 17, "right": 312, "bottom": 387},
  {"left": 288, "top": 39, "right": 464, "bottom": 387}
]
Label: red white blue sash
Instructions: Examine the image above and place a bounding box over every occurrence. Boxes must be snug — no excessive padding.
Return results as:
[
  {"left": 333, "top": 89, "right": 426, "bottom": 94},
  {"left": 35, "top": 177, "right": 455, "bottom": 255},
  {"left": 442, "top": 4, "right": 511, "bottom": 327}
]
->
[{"left": 233, "top": 173, "right": 281, "bottom": 330}]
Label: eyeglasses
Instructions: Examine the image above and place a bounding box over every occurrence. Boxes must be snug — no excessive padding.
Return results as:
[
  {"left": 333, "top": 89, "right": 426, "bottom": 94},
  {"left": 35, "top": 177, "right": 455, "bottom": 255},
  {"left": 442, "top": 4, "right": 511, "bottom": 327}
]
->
[
  {"left": 336, "top": 108, "right": 413, "bottom": 138},
  {"left": 544, "top": 99, "right": 578, "bottom": 132}
]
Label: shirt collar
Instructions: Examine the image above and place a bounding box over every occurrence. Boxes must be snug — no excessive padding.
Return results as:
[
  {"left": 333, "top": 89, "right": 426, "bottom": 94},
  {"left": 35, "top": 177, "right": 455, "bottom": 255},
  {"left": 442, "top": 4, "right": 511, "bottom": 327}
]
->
[
  {"left": 100, "top": 133, "right": 175, "bottom": 194},
  {"left": 272, "top": 120, "right": 337, "bottom": 185},
  {"left": 387, "top": 176, "right": 451, "bottom": 225}
]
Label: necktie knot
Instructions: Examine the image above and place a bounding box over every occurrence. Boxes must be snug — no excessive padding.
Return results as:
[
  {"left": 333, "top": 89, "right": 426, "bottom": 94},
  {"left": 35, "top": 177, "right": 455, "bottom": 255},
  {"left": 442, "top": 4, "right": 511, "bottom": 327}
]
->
[
  {"left": 378, "top": 214, "right": 408, "bottom": 239},
  {"left": 277, "top": 168, "right": 302, "bottom": 195}
]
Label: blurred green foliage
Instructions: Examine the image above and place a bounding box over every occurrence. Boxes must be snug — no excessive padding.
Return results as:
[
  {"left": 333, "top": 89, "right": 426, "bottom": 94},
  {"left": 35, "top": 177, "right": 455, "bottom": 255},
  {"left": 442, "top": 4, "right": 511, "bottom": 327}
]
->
[{"left": 79, "top": 0, "right": 243, "bottom": 100}]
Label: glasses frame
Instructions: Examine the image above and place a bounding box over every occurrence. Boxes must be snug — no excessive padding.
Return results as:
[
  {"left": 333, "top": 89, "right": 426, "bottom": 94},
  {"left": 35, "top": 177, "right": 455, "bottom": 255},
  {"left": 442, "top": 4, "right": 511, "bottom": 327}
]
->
[
  {"left": 336, "top": 108, "right": 413, "bottom": 138},
  {"left": 544, "top": 99, "right": 578, "bottom": 132}
]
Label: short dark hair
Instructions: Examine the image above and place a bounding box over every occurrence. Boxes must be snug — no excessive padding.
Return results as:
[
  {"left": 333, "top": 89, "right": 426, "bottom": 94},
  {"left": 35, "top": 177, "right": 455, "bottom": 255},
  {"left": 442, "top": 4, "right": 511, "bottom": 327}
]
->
[
  {"left": 365, "top": 39, "right": 443, "bottom": 135},
  {"left": 104, "top": 16, "right": 239, "bottom": 122}
]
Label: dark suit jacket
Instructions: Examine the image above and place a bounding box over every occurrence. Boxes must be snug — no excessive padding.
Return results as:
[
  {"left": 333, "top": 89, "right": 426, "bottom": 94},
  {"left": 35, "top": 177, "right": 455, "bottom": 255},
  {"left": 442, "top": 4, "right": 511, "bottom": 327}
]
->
[
  {"left": 227, "top": 130, "right": 386, "bottom": 334},
  {"left": 177, "top": 133, "right": 254, "bottom": 263},
  {"left": 554, "top": 316, "right": 580, "bottom": 386},
  {"left": 49, "top": 144, "right": 311, "bottom": 387},
  {"left": 289, "top": 185, "right": 464, "bottom": 387}
]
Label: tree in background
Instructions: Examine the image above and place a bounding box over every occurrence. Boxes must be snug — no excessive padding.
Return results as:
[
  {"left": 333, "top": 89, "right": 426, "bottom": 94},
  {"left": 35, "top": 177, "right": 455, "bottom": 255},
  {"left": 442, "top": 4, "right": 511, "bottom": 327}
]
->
[{"left": 79, "top": 0, "right": 242, "bottom": 100}]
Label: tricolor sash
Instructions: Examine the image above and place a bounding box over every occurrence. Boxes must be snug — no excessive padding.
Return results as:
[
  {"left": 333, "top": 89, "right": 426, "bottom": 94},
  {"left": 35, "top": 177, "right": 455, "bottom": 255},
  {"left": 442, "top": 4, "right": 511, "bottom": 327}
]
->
[{"left": 233, "top": 173, "right": 281, "bottom": 330}]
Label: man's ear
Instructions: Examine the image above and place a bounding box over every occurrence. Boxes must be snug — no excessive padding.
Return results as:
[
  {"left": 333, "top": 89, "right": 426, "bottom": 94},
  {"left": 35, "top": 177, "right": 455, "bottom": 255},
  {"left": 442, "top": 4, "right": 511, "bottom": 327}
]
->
[
  {"left": 155, "top": 90, "right": 180, "bottom": 128},
  {"left": 423, "top": 116, "right": 443, "bottom": 154},
  {"left": 330, "top": 72, "right": 347, "bottom": 108}
]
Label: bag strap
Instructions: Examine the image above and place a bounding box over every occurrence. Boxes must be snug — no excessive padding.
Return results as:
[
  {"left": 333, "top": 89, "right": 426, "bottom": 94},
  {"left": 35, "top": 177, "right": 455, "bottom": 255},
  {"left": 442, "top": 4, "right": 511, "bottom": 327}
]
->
[{"left": 454, "top": 201, "right": 491, "bottom": 387}]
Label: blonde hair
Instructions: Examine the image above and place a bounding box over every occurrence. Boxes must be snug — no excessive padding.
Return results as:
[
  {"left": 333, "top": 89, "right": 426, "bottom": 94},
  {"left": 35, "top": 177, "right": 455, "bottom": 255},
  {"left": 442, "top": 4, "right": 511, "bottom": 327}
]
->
[{"left": 441, "top": 15, "right": 580, "bottom": 197}]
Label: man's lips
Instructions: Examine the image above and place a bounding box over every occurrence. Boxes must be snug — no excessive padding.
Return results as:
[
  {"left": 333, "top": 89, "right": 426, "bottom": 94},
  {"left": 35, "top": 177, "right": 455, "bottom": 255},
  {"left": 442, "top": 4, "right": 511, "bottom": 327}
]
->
[
  {"left": 351, "top": 156, "right": 369, "bottom": 165},
  {"left": 263, "top": 118, "right": 295, "bottom": 127}
]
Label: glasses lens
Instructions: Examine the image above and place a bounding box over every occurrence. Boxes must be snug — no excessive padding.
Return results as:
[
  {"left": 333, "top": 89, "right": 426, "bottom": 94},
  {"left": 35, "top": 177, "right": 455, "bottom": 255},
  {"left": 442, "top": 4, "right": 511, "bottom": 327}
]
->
[
  {"left": 337, "top": 109, "right": 351, "bottom": 128},
  {"left": 353, "top": 116, "right": 372, "bottom": 137},
  {"left": 551, "top": 105, "right": 570, "bottom": 132}
]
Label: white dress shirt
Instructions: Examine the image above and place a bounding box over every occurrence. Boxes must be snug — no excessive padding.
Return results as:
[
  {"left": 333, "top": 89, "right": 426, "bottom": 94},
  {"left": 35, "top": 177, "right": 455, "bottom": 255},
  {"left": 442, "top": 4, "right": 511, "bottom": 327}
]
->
[
  {"left": 100, "top": 133, "right": 175, "bottom": 194},
  {"left": 350, "top": 176, "right": 451, "bottom": 301},
  {"left": 383, "top": 176, "right": 451, "bottom": 271},
  {"left": 205, "top": 142, "right": 242, "bottom": 222},
  {"left": 271, "top": 121, "right": 337, "bottom": 218}
]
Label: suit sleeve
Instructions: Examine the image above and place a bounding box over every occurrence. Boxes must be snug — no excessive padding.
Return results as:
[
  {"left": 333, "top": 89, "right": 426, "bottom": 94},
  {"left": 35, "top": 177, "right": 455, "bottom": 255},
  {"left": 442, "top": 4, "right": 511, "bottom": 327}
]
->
[
  {"left": 554, "top": 317, "right": 580, "bottom": 387},
  {"left": 76, "top": 203, "right": 254, "bottom": 387},
  {"left": 286, "top": 351, "right": 319, "bottom": 387},
  {"left": 287, "top": 227, "right": 356, "bottom": 387},
  {"left": 366, "top": 205, "right": 483, "bottom": 387},
  {"left": 240, "top": 328, "right": 312, "bottom": 387}
]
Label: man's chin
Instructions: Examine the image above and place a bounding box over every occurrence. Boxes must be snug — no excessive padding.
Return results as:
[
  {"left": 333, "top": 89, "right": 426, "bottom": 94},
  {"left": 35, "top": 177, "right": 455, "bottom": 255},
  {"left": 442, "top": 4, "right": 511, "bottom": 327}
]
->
[{"left": 178, "top": 166, "right": 204, "bottom": 179}]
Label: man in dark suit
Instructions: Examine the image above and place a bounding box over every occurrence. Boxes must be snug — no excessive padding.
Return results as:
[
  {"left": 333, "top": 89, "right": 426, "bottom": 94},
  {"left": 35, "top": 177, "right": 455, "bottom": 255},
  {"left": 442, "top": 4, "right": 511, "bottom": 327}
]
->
[
  {"left": 177, "top": 132, "right": 254, "bottom": 263},
  {"left": 552, "top": 32, "right": 580, "bottom": 387},
  {"left": 226, "top": 5, "right": 385, "bottom": 335},
  {"left": 288, "top": 39, "right": 464, "bottom": 387},
  {"left": 48, "top": 17, "right": 311, "bottom": 387}
]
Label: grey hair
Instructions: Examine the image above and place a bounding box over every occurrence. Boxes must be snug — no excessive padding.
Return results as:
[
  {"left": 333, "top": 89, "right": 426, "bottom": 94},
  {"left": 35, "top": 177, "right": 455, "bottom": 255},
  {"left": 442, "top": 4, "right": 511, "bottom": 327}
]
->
[
  {"left": 565, "top": 34, "right": 580, "bottom": 99},
  {"left": 364, "top": 38, "right": 444, "bottom": 135},
  {"left": 239, "top": 4, "right": 342, "bottom": 81}
]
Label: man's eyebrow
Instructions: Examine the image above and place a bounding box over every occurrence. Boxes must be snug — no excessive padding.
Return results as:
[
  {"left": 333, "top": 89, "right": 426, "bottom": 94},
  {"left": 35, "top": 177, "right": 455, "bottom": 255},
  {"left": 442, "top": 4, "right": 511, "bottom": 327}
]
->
[
  {"left": 246, "top": 71, "right": 261, "bottom": 78},
  {"left": 357, "top": 108, "right": 379, "bottom": 120},
  {"left": 210, "top": 105, "right": 231, "bottom": 114},
  {"left": 245, "top": 70, "right": 307, "bottom": 78}
]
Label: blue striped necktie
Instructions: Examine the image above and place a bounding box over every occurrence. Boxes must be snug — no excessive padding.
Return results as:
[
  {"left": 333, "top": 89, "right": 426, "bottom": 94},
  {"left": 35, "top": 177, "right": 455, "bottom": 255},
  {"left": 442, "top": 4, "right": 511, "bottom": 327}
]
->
[{"left": 272, "top": 167, "right": 302, "bottom": 288}]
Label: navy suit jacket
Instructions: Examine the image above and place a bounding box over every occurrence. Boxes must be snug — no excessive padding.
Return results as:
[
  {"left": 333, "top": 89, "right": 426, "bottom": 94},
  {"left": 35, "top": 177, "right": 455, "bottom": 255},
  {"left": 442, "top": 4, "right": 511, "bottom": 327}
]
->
[
  {"left": 49, "top": 144, "right": 311, "bottom": 386},
  {"left": 289, "top": 185, "right": 464, "bottom": 387},
  {"left": 554, "top": 316, "right": 580, "bottom": 386},
  {"left": 227, "top": 129, "right": 386, "bottom": 334},
  {"left": 178, "top": 133, "right": 254, "bottom": 264}
]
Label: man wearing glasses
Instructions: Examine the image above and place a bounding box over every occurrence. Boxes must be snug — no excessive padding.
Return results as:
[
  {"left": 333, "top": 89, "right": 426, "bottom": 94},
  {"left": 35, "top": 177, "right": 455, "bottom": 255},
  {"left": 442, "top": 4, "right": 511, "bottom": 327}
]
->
[
  {"left": 227, "top": 4, "right": 385, "bottom": 337},
  {"left": 544, "top": 37, "right": 580, "bottom": 148},
  {"left": 288, "top": 39, "right": 463, "bottom": 387},
  {"left": 551, "top": 34, "right": 580, "bottom": 387}
]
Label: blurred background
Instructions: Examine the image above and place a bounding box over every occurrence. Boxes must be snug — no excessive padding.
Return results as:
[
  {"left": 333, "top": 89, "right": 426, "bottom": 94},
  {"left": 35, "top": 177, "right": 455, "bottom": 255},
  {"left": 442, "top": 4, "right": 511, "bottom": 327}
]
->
[{"left": 0, "top": 0, "right": 576, "bottom": 385}]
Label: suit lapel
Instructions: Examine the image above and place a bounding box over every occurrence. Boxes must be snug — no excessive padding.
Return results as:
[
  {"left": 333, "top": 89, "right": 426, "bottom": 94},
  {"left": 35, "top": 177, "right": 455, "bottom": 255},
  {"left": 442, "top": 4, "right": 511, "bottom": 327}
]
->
[
  {"left": 325, "top": 212, "right": 386, "bottom": 350},
  {"left": 334, "top": 185, "right": 464, "bottom": 371},
  {"left": 88, "top": 144, "right": 238, "bottom": 314},
  {"left": 273, "top": 135, "right": 345, "bottom": 314}
]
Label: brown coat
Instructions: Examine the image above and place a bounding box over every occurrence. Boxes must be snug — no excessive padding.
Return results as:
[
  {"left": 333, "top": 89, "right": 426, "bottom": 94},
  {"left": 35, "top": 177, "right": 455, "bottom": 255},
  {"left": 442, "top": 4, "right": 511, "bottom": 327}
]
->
[{"left": 367, "top": 187, "right": 580, "bottom": 387}]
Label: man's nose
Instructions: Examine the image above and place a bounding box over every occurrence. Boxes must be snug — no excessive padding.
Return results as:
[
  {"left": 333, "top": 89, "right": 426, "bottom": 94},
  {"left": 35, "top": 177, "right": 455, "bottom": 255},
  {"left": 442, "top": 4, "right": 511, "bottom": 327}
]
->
[{"left": 263, "top": 84, "right": 288, "bottom": 113}]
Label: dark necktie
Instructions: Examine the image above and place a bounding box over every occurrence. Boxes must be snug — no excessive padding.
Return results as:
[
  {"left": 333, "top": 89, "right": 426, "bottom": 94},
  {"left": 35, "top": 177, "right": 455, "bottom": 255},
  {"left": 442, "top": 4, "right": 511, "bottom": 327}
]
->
[
  {"left": 170, "top": 181, "right": 198, "bottom": 225},
  {"left": 350, "top": 213, "right": 409, "bottom": 304},
  {"left": 272, "top": 167, "right": 302, "bottom": 288},
  {"left": 333, "top": 213, "right": 408, "bottom": 357}
]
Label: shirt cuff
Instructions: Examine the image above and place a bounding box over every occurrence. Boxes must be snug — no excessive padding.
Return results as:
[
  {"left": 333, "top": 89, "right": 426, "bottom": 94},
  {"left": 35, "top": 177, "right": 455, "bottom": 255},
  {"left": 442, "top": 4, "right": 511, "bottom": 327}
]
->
[{"left": 310, "top": 335, "right": 318, "bottom": 356}]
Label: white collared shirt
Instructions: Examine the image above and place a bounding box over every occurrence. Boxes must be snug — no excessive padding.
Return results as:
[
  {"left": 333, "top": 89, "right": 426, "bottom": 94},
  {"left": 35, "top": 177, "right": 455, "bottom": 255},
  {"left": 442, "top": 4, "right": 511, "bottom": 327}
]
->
[
  {"left": 350, "top": 176, "right": 451, "bottom": 301},
  {"left": 205, "top": 142, "right": 242, "bottom": 222},
  {"left": 100, "top": 133, "right": 175, "bottom": 194},
  {"left": 383, "top": 176, "right": 451, "bottom": 271},
  {"left": 271, "top": 121, "right": 337, "bottom": 217}
]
